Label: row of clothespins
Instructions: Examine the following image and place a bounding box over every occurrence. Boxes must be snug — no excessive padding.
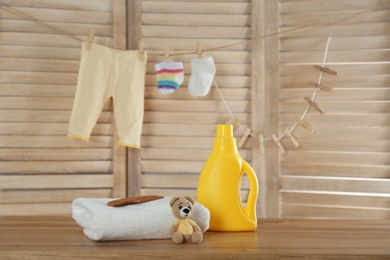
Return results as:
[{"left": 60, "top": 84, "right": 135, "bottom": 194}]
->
[{"left": 233, "top": 64, "right": 339, "bottom": 154}]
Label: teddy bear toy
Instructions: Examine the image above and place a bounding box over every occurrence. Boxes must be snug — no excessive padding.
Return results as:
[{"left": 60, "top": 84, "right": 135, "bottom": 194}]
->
[{"left": 169, "top": 196, "right": 203, "bottom": 244}]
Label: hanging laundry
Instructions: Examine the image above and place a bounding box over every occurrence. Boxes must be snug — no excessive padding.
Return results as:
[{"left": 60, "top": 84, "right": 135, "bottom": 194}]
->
[
  {"left": 188, "top": 56, "right": 216, "bottom": 97},
  {"left": 67, "top": 42, "right": 147, "bottom": 148},
  {"left": 154, "top": 61, "right": 184, "bottom": 94}
]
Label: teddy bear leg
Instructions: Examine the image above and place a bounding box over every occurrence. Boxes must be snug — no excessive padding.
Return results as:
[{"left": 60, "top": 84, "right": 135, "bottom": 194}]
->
[
  {"left": 191, "top": 231, "right": 203, "bottom": 244},
  {"left": 172, "top": 232, "right": 184, "bottom": 244}
]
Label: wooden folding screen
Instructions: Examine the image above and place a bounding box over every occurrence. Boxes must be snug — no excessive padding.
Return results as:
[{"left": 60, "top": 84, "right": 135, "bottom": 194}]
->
[
  {"left": 133, "top": 0, "right": 254, "bottom": 199},
  {"left": 279, "top": 0, "right": 390, "bottom": 219},
  {"left": 0, "top": 0, "right": 127, "bottom": 215}
]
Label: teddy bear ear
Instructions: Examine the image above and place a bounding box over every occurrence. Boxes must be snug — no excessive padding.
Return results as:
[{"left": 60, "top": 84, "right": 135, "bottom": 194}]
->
[
  {"left": 169, "top": 196, "right": 180, "bottom": 207},
  {"left": 184, "top": 196, "right": 195, "bottom": 205}
]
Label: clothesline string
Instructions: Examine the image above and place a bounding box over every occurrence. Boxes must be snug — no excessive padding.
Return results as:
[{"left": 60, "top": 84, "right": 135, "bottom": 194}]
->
[
  {"left": 1, "top": 6, "right": 373, "bottom": 57},
  {"left": 0, "top": 5, "right": 375, "bottom": 146}
]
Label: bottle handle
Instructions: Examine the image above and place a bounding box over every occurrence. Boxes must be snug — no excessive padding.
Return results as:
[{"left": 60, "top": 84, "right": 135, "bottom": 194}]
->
[{"left": 241, "top": 161, "right": 259, "bottom": 220}]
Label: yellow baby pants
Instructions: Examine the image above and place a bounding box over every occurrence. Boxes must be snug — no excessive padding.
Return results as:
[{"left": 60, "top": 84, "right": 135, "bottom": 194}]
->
[{"left": 68, "top": 42, "right": 147, "bottom": 148}]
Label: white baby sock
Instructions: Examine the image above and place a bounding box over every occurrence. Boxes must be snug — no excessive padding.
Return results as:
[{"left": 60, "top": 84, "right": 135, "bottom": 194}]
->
[{"left": 188, "top": 56, "right": 216, "bottom": 97}]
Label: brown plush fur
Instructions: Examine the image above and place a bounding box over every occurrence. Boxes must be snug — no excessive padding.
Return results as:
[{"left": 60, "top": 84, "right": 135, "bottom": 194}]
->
[{"left": 169, "top": 196, "right": 203, "bottom": 244}]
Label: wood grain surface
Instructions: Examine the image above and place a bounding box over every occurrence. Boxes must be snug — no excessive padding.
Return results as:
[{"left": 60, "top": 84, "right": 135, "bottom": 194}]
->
[{"left": 1, "top": 216, "right": 389, "bottom": 259}]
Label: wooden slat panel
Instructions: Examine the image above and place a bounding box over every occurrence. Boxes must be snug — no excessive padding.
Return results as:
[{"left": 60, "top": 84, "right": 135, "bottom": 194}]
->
[
  {"left": 141, "top": 188, "right": 197, "bottom": 198},
  {"left": 281, "top": 23, "right": 390, "bottom": 38},
  {"left": 1, "top": 58, "right": 79, "bottom": 72},
  {"left": 279, "top": 0, "right": 388, "bottom": 14},
  {"left": 141, "top": 147, "right": 252, "bottom": 161},
  {"left": 280, "top": 64, "right": 390, "bottom": 76},
  {"left": 280, "top": 49, "right": 390, "bottom": 64},
  {"left": 1, "top": 0, "right": 125, "bottom": 215},
  {"left": 144, "top": 38, "right": 251, "bottom": 51},
  {"left": 142, "top": 2, "right": 251, "bottom": 14},
  {"left": 0, "top": 136, "right": 113, "bottom": 148},
  {"left": 0, "top": 148, "right": 112, "bottom": 161},
  {"left": 0, "top": 174, "right": 114, "bottom": 190},
  {"left": 280, "top": 89, "right": 390, "bottom": 101},
  {"left": 143, "top": 25, "right": 250, "bottom": 39},
  {"left": 283, "top": 151, "right": 390, "bottom": 166},
  {"left": 0, "top": 122, "right": 112, "bottom": 135},
  {"left": 1, "top": 19, "right": 112, "bottom": 36},
  {"left": 281, "top": 191, "right": 390, "bottom": 209},
  {"left": 140, "top": 0, "right": 253, "bottom": 200},
  {"left": 282, "top": 204, "right": 390, "bottom": 220},
  {"left": 0, "top": 189, "right": 112, "bottom": 203},
  {"left": 0, "top": 71, "right": 77, "bottom": 84},
  {"left": 142, "top": 13, "right": 251, "bottom": 27},
  {"left": 141, "top": 136, "right": 251, "bottom": 149},
  {"left": 0, "top": 110, "right": 111, "bottom": 123},
  {"left": 0, "top": 6, "right": 112, "bottom": 24},
  {"left": 280, "top": 10, "right": 390, "bottom": 26},
  {"left": 280, "top": 36, "right": 390, "bottom": 51},
  {"left": 145, "top": 87, "right": 251, "bottom": 100},
  {"left": 0, "top": 32, "right": 112, "bottom": 47},
  {"left": 281, "top": 176, "right": 390, "bottom": 194},
  {"left": 143, "top": 111, "right": 251, "bottom": 124},
  {"left": 0, "top": 161, "right": 112, "bottom": 174},
  {"left": 0, "top": 0, "right": 113, "bottom": 12},
  {"left": 0, "top": 203, "right": 72, "bottom": 216},
  {"left": 0, "top": 84, "right": 76, "bottom": 97},
  {"left": 145, "top": 100, "right": 251, "bottom": 112},
  {"left": 279, "top": 0, "right": 390, "bottom": 220},
  {"left": 281, "top": 163, "right": 390, "bottom": 178}
]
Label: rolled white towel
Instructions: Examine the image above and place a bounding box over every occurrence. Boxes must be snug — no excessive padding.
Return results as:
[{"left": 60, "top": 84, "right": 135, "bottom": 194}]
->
[{"left": 72, "top": 197, "right": 210, "bottom": 241}]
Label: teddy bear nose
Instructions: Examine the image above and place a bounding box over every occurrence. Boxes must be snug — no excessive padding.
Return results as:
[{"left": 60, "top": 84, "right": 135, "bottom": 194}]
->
[{"left": 183, "top": 208, "right": 190, "bottom": 214}]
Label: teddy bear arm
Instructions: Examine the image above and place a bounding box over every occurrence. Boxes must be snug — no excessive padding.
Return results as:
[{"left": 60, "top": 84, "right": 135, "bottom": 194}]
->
[
  {"left": 169, "top": 224, "right": 178, "bottom": 235},
  {"left": 190, "top": 220, "right": 201, "bottom": 232}
]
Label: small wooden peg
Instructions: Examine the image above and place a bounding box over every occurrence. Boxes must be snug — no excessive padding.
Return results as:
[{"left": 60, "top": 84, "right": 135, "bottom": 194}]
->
[
  {"left": 233, "top": 118, "right": 241, "bottom": 130},
  {"left": 138, "top": 39, "right": 146, "bottom": 61},
  {"left": 315, "top": 83, "right": 333, "bottom": 92},
  {"left": 196, "top": 42, "right": 202, "bottom": 58},
  {"left": 258, "top": 134, "right": 265, "bottom": 155},
  {"left": 314, "top": 65, "right": 339, "bottom": 76},
  {"left": 164, "top": 47, "right": 170, "bottom": 62},
  {"left": 238, "top": 128, "right": 251, "bottom": 148},
  {"left": 296, "top": 117, "right": 316, "bottom": 133},
  {"left": 272, "top": 134, "right": 286, "bottom": 154},
  {"left": 304, "top": 96, "right": 325, "bottom": 114},
  {"left": 284, "top": 128, "right": 300, "bottom": 148},
  {"left": 86, "top": 29, "right": 95, "bottom": 50}
]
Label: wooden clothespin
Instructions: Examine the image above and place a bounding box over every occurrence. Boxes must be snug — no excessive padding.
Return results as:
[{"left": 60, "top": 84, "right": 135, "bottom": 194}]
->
[
  {"left": 258, "top": 134, "right": 265, "bottom": 155},
  {"left": 296, "top": 117, "right": 316, "bottom": 133},
  {"left": 314, "top": 65, "right": 339, "bottom": 76},
  {"left": 238, "top": 128, "right": 251, "bottom": 148},
  {"left": 196, "top": 42, "right": 202, "bottom": 58},
  {"left": 315, "top": 83, "right": 333, "bottom": 92},
  {"left": 138, "top": 39, "right": 146, "bottom": 61},
  {"left": 284, "top": 128, "right": 300, "bottom": 148},
  {"left": 304, "top": 96, "right": 325, "bottom": 114},
  {"left": 164, "top": 47, "right": 171, "bottom": 62},
  {"left": 86, "top": 29, "right": 95, "bottom": 50},
  {"left": 272, "top": 134, "right": 286, "bottom": 154},
  {"left": 233, "top": 118, "right": 241, "bottom": 131}
]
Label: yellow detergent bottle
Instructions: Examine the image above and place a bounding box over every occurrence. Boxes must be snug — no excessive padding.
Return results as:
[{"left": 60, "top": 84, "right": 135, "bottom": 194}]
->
[{"left": 197, "top": 124, "right": 259, "bottom": 231}]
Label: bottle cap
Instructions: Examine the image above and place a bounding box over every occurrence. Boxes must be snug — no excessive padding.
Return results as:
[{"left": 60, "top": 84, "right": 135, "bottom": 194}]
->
[{"left": 214, "top": 124, "right": 236, "bottom": 145}]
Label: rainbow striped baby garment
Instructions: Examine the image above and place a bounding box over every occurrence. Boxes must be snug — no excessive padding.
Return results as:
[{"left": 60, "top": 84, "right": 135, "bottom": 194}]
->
[{"left": 155, "top": 61, "right": 184, "bottom": 94}]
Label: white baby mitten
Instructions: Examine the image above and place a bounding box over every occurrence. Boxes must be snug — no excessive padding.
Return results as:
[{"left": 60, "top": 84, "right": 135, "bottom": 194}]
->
[
  {"left": 155, "top": 61, "right": 184, "bottom": 94},
  {"left": 188, "top": 56, "right": 216, "bottom": 97}
]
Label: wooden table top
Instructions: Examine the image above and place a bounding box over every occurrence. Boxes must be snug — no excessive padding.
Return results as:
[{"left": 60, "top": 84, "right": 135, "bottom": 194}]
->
[{"left": 1, "top": 216, "right": 390, "bottom": 259}]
